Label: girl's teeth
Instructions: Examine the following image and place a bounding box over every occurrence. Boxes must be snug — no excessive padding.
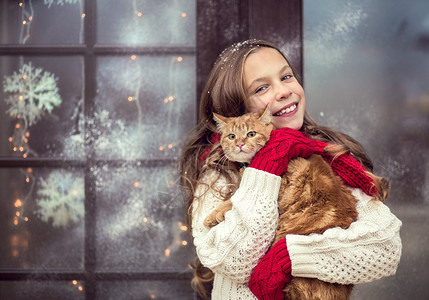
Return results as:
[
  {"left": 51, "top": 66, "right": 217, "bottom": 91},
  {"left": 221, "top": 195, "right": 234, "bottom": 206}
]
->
[{"left": 278, "top": 104, "right": 296, "bottom": 115}]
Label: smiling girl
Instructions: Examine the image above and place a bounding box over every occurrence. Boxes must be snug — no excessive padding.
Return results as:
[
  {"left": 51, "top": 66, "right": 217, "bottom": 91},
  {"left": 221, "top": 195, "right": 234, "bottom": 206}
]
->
[{"left": 179, "top": 39, "right": 401, "bottom": 299}]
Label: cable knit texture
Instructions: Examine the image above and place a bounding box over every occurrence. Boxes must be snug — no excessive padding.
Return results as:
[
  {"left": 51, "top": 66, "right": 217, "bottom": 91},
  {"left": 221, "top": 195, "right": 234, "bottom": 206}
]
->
[
  {"left": 192, "top": 167, "right": 281, "bottom": 299},
  {"left": 248, "top": 238, "right": 292, "bottom": 300},
  {"left": 192, "top": 169, "right": 402, "bottom": 299},
  {"left": 287, "top": 188, "right": 402, "bottom": 284},
  {"left": 250, "top": 128, "right": 326, "bottom": 176},
  {"left": 322, "top": 153, "right": 378, "bottom": 196}
]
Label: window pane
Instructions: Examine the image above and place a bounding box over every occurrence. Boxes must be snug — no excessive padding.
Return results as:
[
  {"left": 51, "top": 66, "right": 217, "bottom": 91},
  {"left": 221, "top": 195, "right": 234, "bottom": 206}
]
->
[
  {"left": 95, "top": 55, "right": 196, "bottom": 159},
  {"left": 95, "top": 165, "right": 194, "bottom": 271},
  {"left": 0, "top": 0, "right": 84, "bottom": 45},
  {"left": 304, "top": 1, "right": 429, "bottom": 299},
  {"left": 96, "top": 280, "right": 193, "bottom": 300},
  {"left": 97, "top": 0, "right": 196, "bottom": 46},
  {"left": 0, "top": 168, "right": 84, "bottom": 270},
  {"left": 0, "top": 56, "right": 85, "bottom": 159},
  {"left": 0, "top": 281, "right": 85, "bottom": 300}
]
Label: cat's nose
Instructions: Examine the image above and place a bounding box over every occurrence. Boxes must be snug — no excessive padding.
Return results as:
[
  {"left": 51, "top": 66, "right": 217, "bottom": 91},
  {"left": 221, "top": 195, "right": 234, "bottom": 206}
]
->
[{"left": 237, "top": 143, "right": 244, "bottom": 150}]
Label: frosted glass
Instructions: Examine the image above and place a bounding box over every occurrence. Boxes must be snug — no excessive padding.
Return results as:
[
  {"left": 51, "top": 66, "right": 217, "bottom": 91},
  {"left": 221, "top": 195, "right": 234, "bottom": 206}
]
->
[
  {"left": 94, "top": 55, "right": 196, "bottom": 159},
  {"left": 97, "top": 0, "right": 196, "bottom": 46},
  {"left": 95, "top": 165, "right": 194, "bottom": 271},
  {"left": 304, "top": 1, "right": 429, "bottom": 299},
  {"left": 0, "top": 56, "right": 85, "bottom": 159},
  {"left": 0, "top": 0, "right": 84, "bottom": 45},
  {"left": 0, "top": 168, "right": 84, "bottom": 270}
]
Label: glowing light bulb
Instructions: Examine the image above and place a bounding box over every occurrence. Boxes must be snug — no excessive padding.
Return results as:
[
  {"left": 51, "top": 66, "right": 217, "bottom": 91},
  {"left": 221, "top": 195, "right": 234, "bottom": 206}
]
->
[
  {"left": 22, "top": 75, "right": 27, "bottom": 80},
  {"left": 15, "top": 123, "right": 21, "bottom": 129},
  {"left": 19, "top": 95, "right": 24, "bottom": 101},
  {"left": 26, "top": 177, "right": 30, "bottom": 183},
  {"left": 133, "top": 181, "right": 140, "bottom": 187},
  {"left": 16, "top": 212, "right": 20, "bottom": 217},
  {"left": 81, "top": 13, "right": 86, "bottom": 18},
  {"left": 78, "top": 286, "right": 83, "bottom": 291},
  {"left": 163, "top": 98, "right": 168, "bottom": 103},
  {"left": 25, "top": 132, "right": 30, "bottom": 137},
  {"left": 23, "top": 154, "right": 27, "bottom": 158},
  {"left": 142, "top": 217, "right": 148, "bottom": 223},
  {"left": 137, "top": 12, "right": 143, "bottom": 17},
  {"left": 72, "top": 280, "right": 77, "bottom": 285},
  {"left": 14, "top": 199, "right": 22, "bottom": 207},
  {"left": 165, "top": 248, "right": 171, "bottom": 257},
  {"left": 182, "top": 240, "right": 188, "bottom": 246},
  {"left": 28, "top": 16, "right": 33, "bottom": 21},
  {"left": 167, "top": 144, "right": 173, "bottom": 149},
  {"left": 131, "top": 55, "right": 137, "bottom": 60},
  {"left": 19, "top": 2, "right": 23, "bottom": 7},
  {"left": 177, "top": 56, "right": 183, "bottom": 62},
  {"left": 24, "top": 217, "right": 28, "bottom": 222},
  {"left": 13, "top": 147, "right": 17, "bottom": 152},
  {"left": 23, "top": 20, "right": 26, "bottom": 25},
  {"left": 168, "top": 96, "right": 174, "bottom": 101},
  {"left": 8, "top": 137, "right": 12, "bottom": 142},
  {"left": 27, "top": 168, "right": 33, "bottom": 173},
  {"left": 14, "top": 218, "right": 18, "bottom": 226},
  {"left": 159, "top": 146, "right": 164, "bottom": 151},
  {"left": 181, "top": 12, "right": 187, "bottom": 18},
  {"left": 128, "top": 96, "right": 133, "bottom": 101},
  {"left": 19, "top": 146, "right": 24, "bottom": 152}
]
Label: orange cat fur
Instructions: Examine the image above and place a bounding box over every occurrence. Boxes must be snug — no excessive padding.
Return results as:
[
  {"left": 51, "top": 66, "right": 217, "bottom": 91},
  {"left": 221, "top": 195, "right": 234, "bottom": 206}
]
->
[{"left": 204, "top": 106, "right": 357, "bottom": 300}]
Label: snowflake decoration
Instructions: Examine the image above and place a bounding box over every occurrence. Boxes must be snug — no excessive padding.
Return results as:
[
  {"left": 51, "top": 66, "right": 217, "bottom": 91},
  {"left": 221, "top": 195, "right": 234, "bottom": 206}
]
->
[
  {"left": 3, "top": 62, "right": 62, "bottom": 125},
  {"left": 36, "top": 170, "right": 84, "bottom": 228}
]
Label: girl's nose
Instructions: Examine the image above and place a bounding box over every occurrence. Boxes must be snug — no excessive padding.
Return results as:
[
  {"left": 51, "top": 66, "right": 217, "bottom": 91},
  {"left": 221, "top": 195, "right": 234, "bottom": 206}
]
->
[{"left": 275, "top": 83, "right": 292, "bottom": 101}]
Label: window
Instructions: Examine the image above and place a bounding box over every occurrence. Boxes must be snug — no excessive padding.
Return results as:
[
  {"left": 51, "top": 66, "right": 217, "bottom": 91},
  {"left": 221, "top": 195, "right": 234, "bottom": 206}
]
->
[{"left": 0, "top": 0, "right": 196, "bottom": 298}]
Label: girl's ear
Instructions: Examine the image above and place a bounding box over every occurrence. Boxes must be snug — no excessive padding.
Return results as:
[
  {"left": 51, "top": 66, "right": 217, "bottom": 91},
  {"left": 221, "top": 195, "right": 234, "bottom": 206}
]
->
[
  {"left": 259, "top": 104, "right": 272, "bottom": 125},
  {"left": 213, "top": 113, "right": 228, "bottom": 133}
]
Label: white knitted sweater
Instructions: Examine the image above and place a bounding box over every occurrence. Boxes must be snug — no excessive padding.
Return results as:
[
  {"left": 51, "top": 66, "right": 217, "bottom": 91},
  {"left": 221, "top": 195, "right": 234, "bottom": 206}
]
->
[{"left": 192, "top": 167, "right": 402, "bottom": 300}]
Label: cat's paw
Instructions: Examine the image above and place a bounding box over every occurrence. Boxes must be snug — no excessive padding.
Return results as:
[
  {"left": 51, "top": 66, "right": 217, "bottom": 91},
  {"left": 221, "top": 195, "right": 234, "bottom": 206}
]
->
[{"left": 203, "top": 215, "right": 219, "bottom": 228}]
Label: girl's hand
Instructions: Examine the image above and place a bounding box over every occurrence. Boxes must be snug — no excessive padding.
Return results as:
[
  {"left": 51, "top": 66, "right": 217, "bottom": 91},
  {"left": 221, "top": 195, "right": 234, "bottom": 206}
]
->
[{"left": 250, "top": 128, "right": 327, "bottom": 176}]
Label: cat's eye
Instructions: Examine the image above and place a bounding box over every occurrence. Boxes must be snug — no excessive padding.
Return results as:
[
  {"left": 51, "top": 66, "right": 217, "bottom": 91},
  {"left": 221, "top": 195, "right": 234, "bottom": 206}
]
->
[
  {"left": 247, "top": 131, "right": 256, "bottom": 138},
  {"left": 228, "top": 134, "right": 236, "bottom": 140}
]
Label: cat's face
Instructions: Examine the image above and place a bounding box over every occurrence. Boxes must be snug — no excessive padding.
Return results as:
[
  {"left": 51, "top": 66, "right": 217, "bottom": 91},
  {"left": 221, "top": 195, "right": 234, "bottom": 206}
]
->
[{"left": 213, "top": 107, "right": 274, "bottom": 163}]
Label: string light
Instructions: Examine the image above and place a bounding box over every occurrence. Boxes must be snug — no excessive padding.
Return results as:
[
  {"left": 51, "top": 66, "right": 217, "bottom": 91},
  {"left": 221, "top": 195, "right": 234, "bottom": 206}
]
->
[
  {"left": 142, "top": 217, "right": 148, "bottom": 223},
  {"left": 181, "top": 12, "right": 187, "bottom": 18},
  {"left": 167, "top": 144, "right": 173, "bottom": 149},
  {"left": 133, "top": 181, "right": 140, "bottom": 187},
  {"left": 159, "top": 146, "right": 164, "bottom": 151},
  {"left": 177, "top": 56, "right": 183, "bottom": 62},
  {"left": 131, "top": 55, "right": 137, "bottom": 60},
  {"left": 14, "top": 199, "right": 22, "bottom": 207},
  {"left": 81, "top": 13, "right": 86, "bottom": 19},
  {"left": 137, "top": 12, "right": 143, "bottom": 17},
  {"left": 182, "top": 240, "right": 188, "bottom": 246},
  {"left": 164, "top": 248, "right": 171, "bottom": 257}
]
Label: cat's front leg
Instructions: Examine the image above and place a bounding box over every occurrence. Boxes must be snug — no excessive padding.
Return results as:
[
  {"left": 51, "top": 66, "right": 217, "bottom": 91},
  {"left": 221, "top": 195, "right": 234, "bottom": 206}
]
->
[{"left": 203, "top": 200, "right": 233, "bottom": 228}]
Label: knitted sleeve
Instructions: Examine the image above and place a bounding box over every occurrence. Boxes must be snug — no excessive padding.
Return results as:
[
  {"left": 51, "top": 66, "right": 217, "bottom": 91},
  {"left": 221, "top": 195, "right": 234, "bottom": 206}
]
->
[
  {"left": 192, "top": 167, "right": 281, "bottom": 283},
  {"left": 286, "top": 188, "right": 402, "bottom": 284}
]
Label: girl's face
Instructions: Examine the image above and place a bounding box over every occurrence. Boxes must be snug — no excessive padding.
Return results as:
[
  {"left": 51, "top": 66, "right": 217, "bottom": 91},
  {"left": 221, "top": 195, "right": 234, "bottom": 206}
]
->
[{"left": 244, "top": 47, "right": 305, "bottom": 130}]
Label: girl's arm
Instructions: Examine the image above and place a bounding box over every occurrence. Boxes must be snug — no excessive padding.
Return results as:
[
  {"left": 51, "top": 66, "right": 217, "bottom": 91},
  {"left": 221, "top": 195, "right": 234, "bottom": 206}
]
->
[
  {"left": 192, "top": 167, "right": 281, "bottom": 283},
  {"left": 287, "top": 187, "right": 402, "bottom": 284}
]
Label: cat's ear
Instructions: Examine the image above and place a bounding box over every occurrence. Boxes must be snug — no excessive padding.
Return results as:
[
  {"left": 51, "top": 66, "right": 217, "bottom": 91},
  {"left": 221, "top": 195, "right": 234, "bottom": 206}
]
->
[
  {"left": 259, "top": 105, "right": 272, "bottom": 125},
  {"left": 213, "top": 113, "right": 228, "bottom": 133}
]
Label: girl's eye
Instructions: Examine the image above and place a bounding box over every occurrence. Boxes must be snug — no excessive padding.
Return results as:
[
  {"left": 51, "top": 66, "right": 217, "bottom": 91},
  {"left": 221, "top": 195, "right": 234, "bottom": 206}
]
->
[
  {"left": 282, "top": 74, "right": 293, "bottom": 81},
  {"left": 228, "top": 134, "right": 236, "bottom": 140},
  {"left": 247, "top": 131, "right": 256, "bottom": 138},
  {"left": 255, "top": 86, "right": 267, "bottom": 94}
]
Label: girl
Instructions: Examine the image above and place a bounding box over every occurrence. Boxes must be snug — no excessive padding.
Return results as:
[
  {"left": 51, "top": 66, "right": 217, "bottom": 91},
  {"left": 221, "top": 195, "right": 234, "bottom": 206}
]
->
[{"left": 179, "top": 39, "right": 402, "bottom": 299}]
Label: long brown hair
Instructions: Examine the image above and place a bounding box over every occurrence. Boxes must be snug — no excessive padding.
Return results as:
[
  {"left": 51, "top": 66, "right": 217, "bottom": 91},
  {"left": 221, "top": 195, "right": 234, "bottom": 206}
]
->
[{"left": 178, "top": 39, "right": 386, "bottom": 298}]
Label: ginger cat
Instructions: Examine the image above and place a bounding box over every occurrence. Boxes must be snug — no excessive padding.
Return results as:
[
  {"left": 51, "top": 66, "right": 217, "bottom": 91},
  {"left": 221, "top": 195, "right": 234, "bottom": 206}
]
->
[{"left": 204, "top": 106, "right": 358, "bottom": 300}]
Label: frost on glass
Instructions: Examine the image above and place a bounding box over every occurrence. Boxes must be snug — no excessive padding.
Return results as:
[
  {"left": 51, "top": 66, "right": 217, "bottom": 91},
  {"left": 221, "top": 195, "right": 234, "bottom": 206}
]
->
[
  {"left": 0, "top": 168, "right": 84, "bottom": 270},
  {"left": 0, "top": 0, "right": 84, "bottom": 45},
  {"left": 96, "top": 280, "right": 194, "bottom": 300},
  {"left": 0, "top": 281, "right": 85, "bottom": 300},
  {"left": 304, "top": 1, "right": 429, "bottom": 299},
  {"left": 0, "top": 56, "right": 85, "bottom": 158},
  {"left": 97, "top": 0, "right": 196, "bottom": 46},
  {"left": 94, "top": 164, "right": 194, "bottom": 272},
  {"left": 94, "top": 55, "right": 196, "bottom": 159}
]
